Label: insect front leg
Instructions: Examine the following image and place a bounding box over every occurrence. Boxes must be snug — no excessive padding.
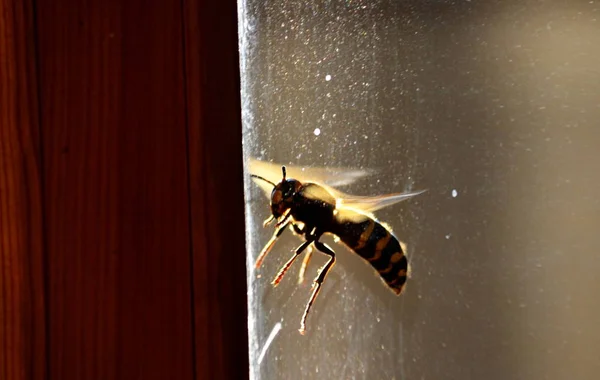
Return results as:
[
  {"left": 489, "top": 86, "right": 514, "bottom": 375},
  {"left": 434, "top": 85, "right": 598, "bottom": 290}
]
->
[
  {"left": 262, "top": 214, "right": 275, "bottom": 227},
  {"left": 271, "top": 239, "right": 313, "bottom": 287},
  {"left": 255, "top": 218, "right": 291, "bottom": 269},
  {"left": 299, "top": 240, "right": 336, "bottom": 335}
]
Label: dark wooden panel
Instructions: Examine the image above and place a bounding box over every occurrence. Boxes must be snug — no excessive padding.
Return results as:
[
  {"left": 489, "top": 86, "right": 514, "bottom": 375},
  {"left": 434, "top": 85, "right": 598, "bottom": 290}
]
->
[
  {"left": 36, "top": 0, "right": 194, "bottom": 378},
  {"left": 183, "top": 0, "right": 250, "bottom": 379},
  {"left": 0, "top": 0, "right": 47, "bottom": 379}
]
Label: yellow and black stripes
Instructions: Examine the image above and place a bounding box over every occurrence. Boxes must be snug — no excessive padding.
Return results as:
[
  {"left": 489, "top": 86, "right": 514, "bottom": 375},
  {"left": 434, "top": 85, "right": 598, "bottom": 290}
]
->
[
  {"left": 252, "top": 164, "right": 423, "bottom": 335},
  {"left": 333, "top": 218, "right": 408, "bottom": 295}
]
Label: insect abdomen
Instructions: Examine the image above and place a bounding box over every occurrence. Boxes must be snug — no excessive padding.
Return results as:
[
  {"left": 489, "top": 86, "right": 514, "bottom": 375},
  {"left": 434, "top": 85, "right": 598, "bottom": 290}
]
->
[{"left": 334, "top": 218, "right": 408, "bottom": 295}]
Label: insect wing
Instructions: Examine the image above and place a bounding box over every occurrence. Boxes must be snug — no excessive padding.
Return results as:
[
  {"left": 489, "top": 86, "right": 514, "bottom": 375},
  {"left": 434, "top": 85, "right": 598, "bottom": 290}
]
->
[
  {"left": 248, "top": 158, "right": 374, "bottom": 199},
  {"left": 332, "top": 190, "right": 425, "bottom": 224},
  {"left": 336, "top": 189, "right": 427, "bottom": 213},
  {"left": 248, "top": 158, "right": 426, "bottom": 215}
]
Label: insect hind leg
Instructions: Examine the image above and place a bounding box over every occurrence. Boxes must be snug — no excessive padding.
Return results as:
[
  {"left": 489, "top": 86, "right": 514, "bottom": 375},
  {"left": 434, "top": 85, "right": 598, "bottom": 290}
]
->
[{"left": 299, "top": 240, "right": 336, "bottom": 335}]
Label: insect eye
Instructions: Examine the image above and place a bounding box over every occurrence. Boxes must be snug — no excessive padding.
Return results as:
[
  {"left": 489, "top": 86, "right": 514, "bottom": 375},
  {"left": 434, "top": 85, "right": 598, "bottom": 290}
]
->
[{"left": 271, "top": 189, "right": 283, "bottom": 205}]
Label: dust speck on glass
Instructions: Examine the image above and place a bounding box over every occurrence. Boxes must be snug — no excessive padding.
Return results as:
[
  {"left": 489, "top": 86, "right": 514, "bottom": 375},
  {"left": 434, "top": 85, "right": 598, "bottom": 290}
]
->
[{"left": 237, "top": 0, "right": 600, "bottom": 379}]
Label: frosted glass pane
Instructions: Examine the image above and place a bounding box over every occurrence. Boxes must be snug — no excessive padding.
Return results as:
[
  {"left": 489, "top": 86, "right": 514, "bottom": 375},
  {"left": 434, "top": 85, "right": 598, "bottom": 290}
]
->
[{"left": 237, "top": 1, "right": 600, "bottom": 379}]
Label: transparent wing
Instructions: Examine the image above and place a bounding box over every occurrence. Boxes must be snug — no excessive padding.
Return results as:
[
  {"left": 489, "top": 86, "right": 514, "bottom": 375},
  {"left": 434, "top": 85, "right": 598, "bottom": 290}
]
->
[
  {"left": 248, "top": 158, "right": 426, "bottom": 215},
  {"left": 336, "top": 189, "right": 428, "bottom": 213},
  {"left": 248, "top": 158, "right": 374, "bottom": 199},
  {"left": 330, "top": 190, "right": 427, "bottom": 224}
]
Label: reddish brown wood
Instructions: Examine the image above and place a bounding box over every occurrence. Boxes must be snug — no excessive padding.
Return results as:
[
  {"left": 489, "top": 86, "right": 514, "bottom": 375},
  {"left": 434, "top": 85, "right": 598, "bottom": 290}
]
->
[
  {"left": 36, "top": 0, "right": 194, "bottom": 379},
  {"left": 2, "top": 0, "right": 248, "bottom": 378},
  {"left": 183, "top": 0, "right": 250, "bottom": 378},
  {"left": 0, "top": 1, "right": 47, "bottom": 379}
]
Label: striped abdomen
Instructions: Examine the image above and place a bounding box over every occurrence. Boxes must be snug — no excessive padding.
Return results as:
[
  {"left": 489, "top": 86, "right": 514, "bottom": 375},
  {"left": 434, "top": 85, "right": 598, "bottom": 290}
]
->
[{"left": 332, "top": 216, "right": 408, "bottom": 295}]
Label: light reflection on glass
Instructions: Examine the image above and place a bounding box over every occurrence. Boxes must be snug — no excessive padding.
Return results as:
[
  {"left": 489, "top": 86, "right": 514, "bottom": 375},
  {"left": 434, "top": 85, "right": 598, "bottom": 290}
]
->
[{"left": 238, "top": 1, "right": 600, "bottom": 379}]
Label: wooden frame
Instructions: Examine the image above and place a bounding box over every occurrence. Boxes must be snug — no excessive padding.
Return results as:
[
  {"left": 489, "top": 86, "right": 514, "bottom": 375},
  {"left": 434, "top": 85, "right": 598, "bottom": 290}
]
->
[{"left": 0, "top": 0, "right": 249, "bottom": 378}]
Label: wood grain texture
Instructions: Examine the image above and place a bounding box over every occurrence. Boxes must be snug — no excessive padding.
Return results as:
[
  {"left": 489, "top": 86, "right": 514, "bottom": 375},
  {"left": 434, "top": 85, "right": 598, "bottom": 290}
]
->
[
  {"left": 36, "top": 0, "right": 194, "bottom": 378},
  {"left": 1, "top": 0, "right": 249, "bottom": 378},
  {"left": 183, "top": 0, "right": 250, "bottom": 379},
  {"left": 0, "top": 0, "right": 46, "bottom": 380},
  {"left": 0, "top": 0, "right": 47, "bottom": 379}
]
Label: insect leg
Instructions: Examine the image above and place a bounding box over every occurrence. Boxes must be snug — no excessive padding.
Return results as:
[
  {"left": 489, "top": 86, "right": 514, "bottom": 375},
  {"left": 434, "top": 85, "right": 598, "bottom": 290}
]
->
[
  {"left": 255, "top": 219, "right": 290, "bottom": 269},
  {"left": 263, "top": 214, "right": 275, "bottom": 227},
  {"left": 292, "top": 223, "right": 305, "bottom": 235},
  {"left": 275, "top": 209, "right": 291, "bottom": 227},
  {"left": 297, "top": 246, "right": 313, "bottom": 285},
  {"left": 271, "top": 239, "right": 313, "bottom": 287},
  {"left": 299, "top": 240, "right": 336, "bottom": 335},
  {"left": 289, "top": 223, "right": 313, "bottom": 284}
]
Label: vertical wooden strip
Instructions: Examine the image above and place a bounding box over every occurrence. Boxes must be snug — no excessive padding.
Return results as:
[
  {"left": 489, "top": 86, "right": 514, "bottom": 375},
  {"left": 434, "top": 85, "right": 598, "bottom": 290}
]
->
[
  {"left": 0, "top": 0, "right": 46, "bottom": 379},
  {"left": 36, "top": 3, "right": 121, "bottom": 377},
  {"left": 36, "top": 0, "right": 194, "bottom": 378},
  {"left": 183, "top": 0, "right": 250, "bottom": 379},
  {"left": 116, "top": 1, "right": 194, "bottom": 378}
]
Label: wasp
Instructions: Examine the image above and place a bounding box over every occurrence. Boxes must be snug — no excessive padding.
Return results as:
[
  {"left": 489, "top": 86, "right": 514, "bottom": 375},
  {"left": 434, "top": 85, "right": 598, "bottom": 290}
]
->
[{"left": 249, "top": 159, "right": 425, "bottom": 335}]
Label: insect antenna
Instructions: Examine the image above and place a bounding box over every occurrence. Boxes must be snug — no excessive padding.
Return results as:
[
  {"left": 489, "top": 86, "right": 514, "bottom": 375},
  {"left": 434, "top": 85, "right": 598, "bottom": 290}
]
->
[
  {"left": 251, "top": 174, "right": 277, "bottom": 187},
  {"left": 281, "top": 166, "right": 286, "bottom": 181}
]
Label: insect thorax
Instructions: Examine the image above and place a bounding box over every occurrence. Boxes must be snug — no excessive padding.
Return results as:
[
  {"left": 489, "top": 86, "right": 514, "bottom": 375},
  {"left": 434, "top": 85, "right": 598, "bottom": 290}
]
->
[{"left": 291, "top": 186, "right": 337, "bottom": 230}]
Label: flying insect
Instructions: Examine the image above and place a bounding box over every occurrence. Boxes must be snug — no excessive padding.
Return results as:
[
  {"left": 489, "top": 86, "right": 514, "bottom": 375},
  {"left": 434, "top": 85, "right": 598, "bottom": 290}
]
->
[{"left": 249, "top": 159, "right": 425, "bottom": 335}]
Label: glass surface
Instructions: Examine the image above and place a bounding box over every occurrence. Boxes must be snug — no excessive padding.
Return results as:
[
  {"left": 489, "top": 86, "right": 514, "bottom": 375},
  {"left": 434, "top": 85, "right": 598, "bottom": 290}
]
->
[{"left": 237, "top": 1, "right": 600, "bottom": 379}]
